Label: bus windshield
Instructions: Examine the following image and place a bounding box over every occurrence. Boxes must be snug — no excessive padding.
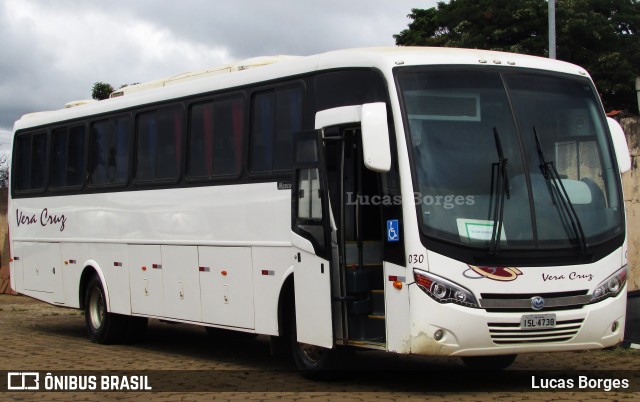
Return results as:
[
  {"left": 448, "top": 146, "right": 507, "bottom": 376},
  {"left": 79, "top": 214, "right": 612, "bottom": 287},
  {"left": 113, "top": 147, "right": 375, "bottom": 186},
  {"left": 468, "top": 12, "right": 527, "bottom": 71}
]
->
[{"left": 397, "top": 68, "right": 623, "bottom": 257}]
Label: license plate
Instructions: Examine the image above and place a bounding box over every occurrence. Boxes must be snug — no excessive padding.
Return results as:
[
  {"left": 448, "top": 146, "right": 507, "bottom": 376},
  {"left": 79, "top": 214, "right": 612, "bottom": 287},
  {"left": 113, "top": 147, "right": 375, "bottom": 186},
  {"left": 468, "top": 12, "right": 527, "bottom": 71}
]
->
[{"left": 520, "top": 313, "right": 556, "bottom": 329}]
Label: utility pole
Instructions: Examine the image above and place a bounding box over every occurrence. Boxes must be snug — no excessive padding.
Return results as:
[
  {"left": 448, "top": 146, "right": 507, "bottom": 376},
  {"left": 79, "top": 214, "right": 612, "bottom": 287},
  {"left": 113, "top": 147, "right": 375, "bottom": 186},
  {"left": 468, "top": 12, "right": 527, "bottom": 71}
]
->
[{"left": 549, "top": 0, "right": 556, "bottom": 59}]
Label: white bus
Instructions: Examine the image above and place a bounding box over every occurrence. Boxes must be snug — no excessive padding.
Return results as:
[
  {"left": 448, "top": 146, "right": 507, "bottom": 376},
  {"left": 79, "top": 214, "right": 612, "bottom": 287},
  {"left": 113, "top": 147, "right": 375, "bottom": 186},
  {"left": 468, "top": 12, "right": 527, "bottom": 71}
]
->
[{"left": 9, "top": 47, "right": 632, "bottom": 371}]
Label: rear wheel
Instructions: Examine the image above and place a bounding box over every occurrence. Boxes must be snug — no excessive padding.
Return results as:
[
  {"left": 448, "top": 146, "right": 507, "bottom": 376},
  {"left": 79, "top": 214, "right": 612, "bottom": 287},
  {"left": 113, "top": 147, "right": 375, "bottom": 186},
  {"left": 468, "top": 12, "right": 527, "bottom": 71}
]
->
[
  {"left": 84, "top": 275, "right": 126, "bottom": 344},
  {"left": 461, "top": 354, "right": 517, "bottom": 370}
]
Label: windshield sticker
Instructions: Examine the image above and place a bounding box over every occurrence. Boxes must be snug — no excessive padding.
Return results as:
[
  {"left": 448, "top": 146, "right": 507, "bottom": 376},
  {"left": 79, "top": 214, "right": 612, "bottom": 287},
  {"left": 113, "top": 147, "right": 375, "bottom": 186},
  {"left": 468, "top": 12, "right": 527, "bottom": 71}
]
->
[
  {"left": 456, "top": 219, "right": 506, "bottom": 242},
  {"left": 464, "top": 265, "right": 522, "bottom": 281}
]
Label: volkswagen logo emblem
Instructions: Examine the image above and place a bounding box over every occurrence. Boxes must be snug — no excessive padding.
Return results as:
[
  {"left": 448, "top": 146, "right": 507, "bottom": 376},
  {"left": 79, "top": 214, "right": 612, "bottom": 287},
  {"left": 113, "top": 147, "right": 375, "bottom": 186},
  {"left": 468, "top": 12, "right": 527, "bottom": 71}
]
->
[{"left": 531, "top": 296, "right": 545, "bottom": 310}]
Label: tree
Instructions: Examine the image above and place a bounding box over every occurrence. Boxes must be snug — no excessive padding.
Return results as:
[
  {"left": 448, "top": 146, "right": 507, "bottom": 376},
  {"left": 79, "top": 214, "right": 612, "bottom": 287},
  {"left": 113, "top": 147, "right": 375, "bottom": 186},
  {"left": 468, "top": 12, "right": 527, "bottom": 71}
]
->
[
  {"left": 0, "top": 154, "right": 9, "bottom": 188},
  {"left": 394, "top": 0, "right": 640, "bottom": 113},
  {"left": 92, "top": 82, "right": 114, "bottom": 100}
]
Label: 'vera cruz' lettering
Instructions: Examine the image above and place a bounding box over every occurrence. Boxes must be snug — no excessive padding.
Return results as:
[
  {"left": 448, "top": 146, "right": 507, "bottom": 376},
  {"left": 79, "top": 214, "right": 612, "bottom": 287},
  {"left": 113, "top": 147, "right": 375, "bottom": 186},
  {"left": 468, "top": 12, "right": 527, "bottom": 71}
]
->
[
  {"left": 16, "top": 208, "right": 66, "bottom": 232},
  {"left": 542, "top": 272, "right": 593, "bottom": 282}
]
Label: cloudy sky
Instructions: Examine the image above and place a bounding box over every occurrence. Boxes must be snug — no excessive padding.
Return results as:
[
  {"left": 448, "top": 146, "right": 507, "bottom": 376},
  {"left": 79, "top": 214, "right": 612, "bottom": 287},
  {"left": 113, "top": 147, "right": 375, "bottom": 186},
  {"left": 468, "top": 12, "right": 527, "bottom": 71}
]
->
[{"left": 0, "top": 0, "right": 438, "bottom": 153}]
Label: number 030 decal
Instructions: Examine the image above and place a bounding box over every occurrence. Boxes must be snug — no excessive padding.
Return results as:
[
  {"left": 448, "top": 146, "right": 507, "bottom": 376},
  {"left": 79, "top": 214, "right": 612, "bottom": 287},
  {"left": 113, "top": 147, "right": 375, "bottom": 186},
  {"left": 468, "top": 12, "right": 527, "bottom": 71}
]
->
[{"left": 408, "top": 254, "right": 425, "bottom": 264}]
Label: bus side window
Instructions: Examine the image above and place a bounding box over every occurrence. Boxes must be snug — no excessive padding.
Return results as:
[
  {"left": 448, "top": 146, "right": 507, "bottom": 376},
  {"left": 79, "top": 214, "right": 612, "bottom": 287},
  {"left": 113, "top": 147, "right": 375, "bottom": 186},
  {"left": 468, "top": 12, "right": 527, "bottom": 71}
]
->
[
  {"left": 51, "top": 125, "right": 86, "bottom": 189},
  {"left": 15, "top": 135, "right": 31, "bottom": 191},
  {"left": 135, "top": 112, "right": 156, "bottom": 182},
  {"left": 274, "top": 88, "right": 302, "bottom": 171},
  {"left": 90, "top": 117, "right": 130, "bottom": 186},
  {"left": 250, "top": 86, "right": 303, "bottom": 174},
  {"left": 213, "top": 98, "right": 243, "bottom": 176},
  {"left": 136, "top": 107, "right": 182, "bottom": 182},
  {"left": 90, "top": 120, "right": 108, "bottom": 184},
  {"left": 251, "top": 92, "right": 275, "bottom": 173},
  {"left": 15, "top": 132, "right": 48, "bottom": 192},
  {"left": 188, "top": 96, "right": 243, "bottom": 179},
  {"left": 31, "top": 133, "right": 48, "bottom": 190},
  {"left": 112, "top": 117, "right": 131, "bottom": 184},
  {"left": 67, "top": 126, "right": 86, "bottom": 186},
  {"left": 188, "top": 102, "right": 212, "bottom": 178},
  {"left": 51, "top": 128, "right": 68, "bottom": 188}
]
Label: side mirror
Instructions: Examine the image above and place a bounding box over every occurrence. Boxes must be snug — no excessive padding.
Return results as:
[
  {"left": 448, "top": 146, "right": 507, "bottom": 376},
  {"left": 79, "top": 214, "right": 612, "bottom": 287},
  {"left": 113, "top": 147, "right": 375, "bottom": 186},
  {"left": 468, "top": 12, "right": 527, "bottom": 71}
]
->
[
  {"left": 607, "top": 117, "right": 631, "bottom": 173},
  {"left": 361, "top": 103, "right": 391, "bottom": 172},
  {"left": 314, "top": 102, "right": 391, "bottom": 173}
]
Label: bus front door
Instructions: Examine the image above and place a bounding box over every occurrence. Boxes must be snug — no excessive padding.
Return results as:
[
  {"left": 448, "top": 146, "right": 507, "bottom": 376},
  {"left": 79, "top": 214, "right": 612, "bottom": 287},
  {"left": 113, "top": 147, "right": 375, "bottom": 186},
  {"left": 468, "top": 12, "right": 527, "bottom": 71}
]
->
[{"left": 291, "top": 130, "right": 334, "bottom": 349}]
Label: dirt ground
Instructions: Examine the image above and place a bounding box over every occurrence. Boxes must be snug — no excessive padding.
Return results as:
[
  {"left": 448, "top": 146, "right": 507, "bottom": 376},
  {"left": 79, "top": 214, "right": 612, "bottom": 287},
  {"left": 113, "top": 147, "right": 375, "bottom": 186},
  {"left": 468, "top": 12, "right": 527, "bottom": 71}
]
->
[{"left": 1, "top": 294, "right": 639, "bottom": 401}]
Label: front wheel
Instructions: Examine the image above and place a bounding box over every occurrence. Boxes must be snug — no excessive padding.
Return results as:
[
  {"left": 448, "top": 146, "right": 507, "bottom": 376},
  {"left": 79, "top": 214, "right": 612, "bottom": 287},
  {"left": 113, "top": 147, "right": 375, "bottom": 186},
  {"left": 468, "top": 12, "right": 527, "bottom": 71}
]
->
[
  {"left": 292, "top": 339, "right": 336, "bottom": 372},
  {"left": 461, "top": 354, "right": 517, "bottom": 370},
  {"left": 84, "top": 275, "right": 126, "bottom": 344},
  {"left": 289, "top": 310, "right": 336, "bottom": 376}
]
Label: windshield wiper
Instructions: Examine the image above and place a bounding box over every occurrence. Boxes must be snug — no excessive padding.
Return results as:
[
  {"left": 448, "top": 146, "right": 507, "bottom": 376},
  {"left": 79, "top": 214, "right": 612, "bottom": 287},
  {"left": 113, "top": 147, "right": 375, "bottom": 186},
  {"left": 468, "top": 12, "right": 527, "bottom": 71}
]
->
[
  {"left": 488, "top": 127, "right": 510, "bottom": 255},
  {"left": 533, "top": 127, "right": 587, "bottom": 254}
]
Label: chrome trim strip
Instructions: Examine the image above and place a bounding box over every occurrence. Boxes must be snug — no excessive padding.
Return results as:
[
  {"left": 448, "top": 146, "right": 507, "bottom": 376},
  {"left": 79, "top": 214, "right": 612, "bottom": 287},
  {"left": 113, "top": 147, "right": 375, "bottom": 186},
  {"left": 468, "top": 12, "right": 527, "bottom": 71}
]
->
[{"left": 479, "top": 294, "right": 591, "bottom": 309}]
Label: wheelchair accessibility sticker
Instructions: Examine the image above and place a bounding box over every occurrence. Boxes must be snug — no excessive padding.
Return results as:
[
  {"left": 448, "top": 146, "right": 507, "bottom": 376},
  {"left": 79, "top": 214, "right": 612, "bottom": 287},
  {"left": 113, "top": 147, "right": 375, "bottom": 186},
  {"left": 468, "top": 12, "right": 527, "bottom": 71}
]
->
[{"left": 387, "top": 219, "right": 399, "bottom": 242}]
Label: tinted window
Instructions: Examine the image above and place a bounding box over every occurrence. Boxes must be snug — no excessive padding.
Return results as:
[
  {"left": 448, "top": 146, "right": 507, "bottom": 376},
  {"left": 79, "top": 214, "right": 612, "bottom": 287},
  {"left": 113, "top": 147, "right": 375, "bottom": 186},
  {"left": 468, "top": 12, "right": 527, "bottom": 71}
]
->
[
  {"left": 15, "top": 132, "right": 48, "bottom": 191},
  {"left": 315, "top": 70, "right": 386, "bottom": 111},
  {"left": 15, "top": 136, "right": 31, "bottom": 191},
  {"left": 399, "top": 68, "right": 623, "bottom": 254},
  {"left": 51, "top": 128, "right": 67, "bottom": 188},
  {"left": 136, "top": 107, "right": 183, "bottom": 182},
  {"left": 90, "top": 116, "right": 131, "bottom": 185},
  {"left": 51, "top": 125, "right": 86, "bottom": 188},
  {"left": 250, "top": 87, "right": 303, "bottom": 173},
  {"left": 188, "top": 97, "right": 244, "bottom": 178}
]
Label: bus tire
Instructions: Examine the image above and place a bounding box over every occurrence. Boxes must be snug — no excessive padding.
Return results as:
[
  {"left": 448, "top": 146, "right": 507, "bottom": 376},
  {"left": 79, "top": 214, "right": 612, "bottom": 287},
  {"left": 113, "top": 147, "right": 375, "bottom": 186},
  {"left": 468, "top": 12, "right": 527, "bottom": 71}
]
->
[
  {"left": 289, "top": 309, "right": 336, "bottom": 377},
  {"left": 461, "top": 354, "right": 517, "bottom": 370},
  {"left": 84, "top": 275, "right": 126, "bottom": 344}
]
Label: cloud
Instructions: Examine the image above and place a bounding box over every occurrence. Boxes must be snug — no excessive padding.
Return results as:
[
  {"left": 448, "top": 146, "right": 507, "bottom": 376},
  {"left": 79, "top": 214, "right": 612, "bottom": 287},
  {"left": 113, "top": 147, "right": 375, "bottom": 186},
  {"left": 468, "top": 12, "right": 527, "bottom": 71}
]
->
[
  {"left": 0, "top": 0, "right": 434, "bottom": 131},
  {"left": 0, "top": 130, "right": 11, "bottom": 161},
  {"left": 0, "top": 0, "right": 233, "bottom": 116}
]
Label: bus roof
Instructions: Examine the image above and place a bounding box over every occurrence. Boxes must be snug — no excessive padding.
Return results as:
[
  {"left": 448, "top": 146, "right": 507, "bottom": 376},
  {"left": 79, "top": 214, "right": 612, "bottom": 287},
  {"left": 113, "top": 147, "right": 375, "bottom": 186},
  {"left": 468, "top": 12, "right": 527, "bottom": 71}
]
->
[
  {"left": 13, "top": 47, "right": 589, "bottom": 133},
  {"left": 108, "top": 55, "right": 300, "bottom": 98}
]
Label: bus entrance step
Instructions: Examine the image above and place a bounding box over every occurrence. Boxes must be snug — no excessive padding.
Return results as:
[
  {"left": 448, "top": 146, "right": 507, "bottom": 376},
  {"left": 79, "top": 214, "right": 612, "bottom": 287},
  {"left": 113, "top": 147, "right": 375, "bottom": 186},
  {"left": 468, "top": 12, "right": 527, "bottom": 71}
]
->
[
  {"left": 348, "top": 313, "right": 386, "bottom": 342},
  {"left": 345, "top": 266, "right": 384, "bottom": 293},
  {"left": 371, "top": 289, "right": 384, "bottom": 315},
  {"left": 345, "top": 241, "right": 383, "bottom": 266},
  {"left": 346, "top": 268, "right": 372, "bottom": 294},
  {"left": 347, "top": 297, "right": 372, "bottom": 315}
]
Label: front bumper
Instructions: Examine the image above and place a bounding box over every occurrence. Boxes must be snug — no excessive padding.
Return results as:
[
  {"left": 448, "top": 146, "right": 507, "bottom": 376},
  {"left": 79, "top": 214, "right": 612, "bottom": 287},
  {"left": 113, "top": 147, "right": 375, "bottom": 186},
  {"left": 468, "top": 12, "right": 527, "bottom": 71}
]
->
[{"left": 408, "top": 284, "right": 626, "bottom": 356}]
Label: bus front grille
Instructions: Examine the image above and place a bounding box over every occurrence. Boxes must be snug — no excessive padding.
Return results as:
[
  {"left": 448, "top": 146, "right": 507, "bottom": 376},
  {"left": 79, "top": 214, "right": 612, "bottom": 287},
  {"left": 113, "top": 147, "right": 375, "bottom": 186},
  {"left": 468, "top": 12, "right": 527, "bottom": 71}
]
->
[
  {"left": 487, "top": 318, "right": 584, "bottom": 345},
  {"left": 479, "top": 290, "right": 590, "bottom": 313}
]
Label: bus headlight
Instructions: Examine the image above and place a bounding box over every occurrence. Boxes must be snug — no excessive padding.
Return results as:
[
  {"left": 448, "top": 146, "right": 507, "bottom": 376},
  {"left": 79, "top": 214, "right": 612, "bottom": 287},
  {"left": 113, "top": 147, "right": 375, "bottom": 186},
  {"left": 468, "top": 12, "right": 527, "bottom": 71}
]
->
[
  {"left": 590, "top": 266, "right": 627, "bottom": 303},
  {"left": 413, "top": 269, "right": 479, "bottom": 308}
]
